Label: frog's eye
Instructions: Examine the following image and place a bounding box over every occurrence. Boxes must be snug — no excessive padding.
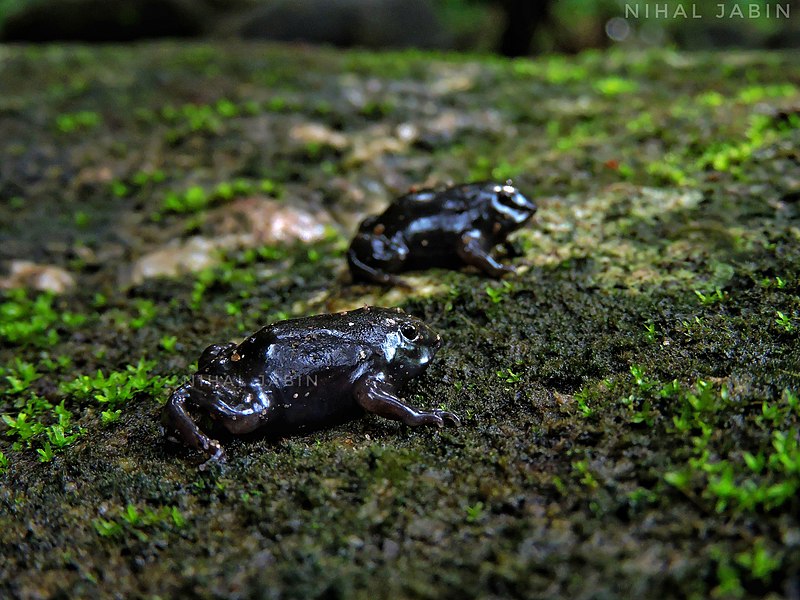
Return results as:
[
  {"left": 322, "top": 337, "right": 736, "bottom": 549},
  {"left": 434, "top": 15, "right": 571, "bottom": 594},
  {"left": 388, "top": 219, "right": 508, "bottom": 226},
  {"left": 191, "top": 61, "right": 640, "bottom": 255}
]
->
[{"left": 400, "top": 323, "right": 419, "bottom": 342}]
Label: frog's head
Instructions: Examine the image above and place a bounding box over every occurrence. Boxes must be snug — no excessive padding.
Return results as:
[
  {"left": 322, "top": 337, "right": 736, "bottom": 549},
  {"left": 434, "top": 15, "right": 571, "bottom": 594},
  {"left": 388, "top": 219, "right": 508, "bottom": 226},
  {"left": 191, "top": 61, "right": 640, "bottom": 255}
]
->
[
  {"left": 483, "top": 181, "right": 537, "bottom": 234},
  {"left": 369, "top": 307, "right": 442, "bottom": 381}
]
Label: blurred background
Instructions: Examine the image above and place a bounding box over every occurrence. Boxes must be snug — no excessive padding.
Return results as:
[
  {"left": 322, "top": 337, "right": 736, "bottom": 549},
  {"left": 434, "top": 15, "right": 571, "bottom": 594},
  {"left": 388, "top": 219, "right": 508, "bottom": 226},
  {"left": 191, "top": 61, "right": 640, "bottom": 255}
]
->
[{"left": 0, "top": 0, "right": 798, "bottom": 54}]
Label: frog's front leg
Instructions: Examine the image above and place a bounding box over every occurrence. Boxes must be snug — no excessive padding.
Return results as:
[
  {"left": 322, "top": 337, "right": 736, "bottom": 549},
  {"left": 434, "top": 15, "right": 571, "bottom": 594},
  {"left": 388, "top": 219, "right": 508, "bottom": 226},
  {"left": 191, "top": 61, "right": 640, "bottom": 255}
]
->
[
  {"left": 457, "top": 230, "right": 515, "bottom": 277},
  {"left": 353, "top": 375, "right": 460, "bottom": 427},
  {"left": 161, "top": 383, "right": 225, "bottom": 463}
]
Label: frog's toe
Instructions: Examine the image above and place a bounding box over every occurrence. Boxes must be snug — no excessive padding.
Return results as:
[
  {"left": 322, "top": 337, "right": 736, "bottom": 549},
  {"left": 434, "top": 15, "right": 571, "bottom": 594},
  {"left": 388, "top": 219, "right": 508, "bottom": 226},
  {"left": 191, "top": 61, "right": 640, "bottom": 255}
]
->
[
  {"left": 495, "top": 264, "right": 516, "bottom": 277},
  {"left": 436, "top": 410, "right": 461, "bottom": 426},
  {"left": 199, "top": 440, "right": 226, "bottom": 471}
]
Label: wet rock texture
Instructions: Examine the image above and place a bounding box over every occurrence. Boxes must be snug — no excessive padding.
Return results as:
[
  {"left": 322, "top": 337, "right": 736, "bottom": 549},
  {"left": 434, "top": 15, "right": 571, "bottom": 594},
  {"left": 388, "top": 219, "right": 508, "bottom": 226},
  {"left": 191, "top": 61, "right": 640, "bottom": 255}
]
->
[{"left": 1, "top": 44, "right": 799, "bottom": 598}]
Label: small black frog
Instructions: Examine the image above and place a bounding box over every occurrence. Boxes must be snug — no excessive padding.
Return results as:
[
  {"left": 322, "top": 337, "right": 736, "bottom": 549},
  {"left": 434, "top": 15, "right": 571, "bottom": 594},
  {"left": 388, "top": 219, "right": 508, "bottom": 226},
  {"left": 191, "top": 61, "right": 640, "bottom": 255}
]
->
[
  {"left": 161, "top": 307, "right": 459, "bottom": 465},
  {"left": 347, "top": 181, "right": 536, "bottom": 286}
]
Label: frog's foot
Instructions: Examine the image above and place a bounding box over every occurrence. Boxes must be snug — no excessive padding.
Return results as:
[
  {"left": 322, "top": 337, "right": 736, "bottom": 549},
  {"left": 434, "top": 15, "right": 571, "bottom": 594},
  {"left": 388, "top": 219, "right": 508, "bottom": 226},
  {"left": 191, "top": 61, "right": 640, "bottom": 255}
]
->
[
  {"left": 403, "top": 407, "right": 461, "bottom": 427},
  {"left": 430, "top": 409, "right": 461, "bottom": 427},
  {"left": 198, "top": 440, "right": 226, "bottom": 471}
]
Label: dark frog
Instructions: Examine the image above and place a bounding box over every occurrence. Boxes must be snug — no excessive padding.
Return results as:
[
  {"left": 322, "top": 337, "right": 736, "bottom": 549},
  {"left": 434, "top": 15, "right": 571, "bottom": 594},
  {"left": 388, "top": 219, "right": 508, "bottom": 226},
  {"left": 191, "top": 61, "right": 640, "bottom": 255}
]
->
[
  {"left": 161, "top": 307, "right": 459, "bottom": 465},
  {"left": 348, "top": 181, "right": 536, "bottom": 286}
]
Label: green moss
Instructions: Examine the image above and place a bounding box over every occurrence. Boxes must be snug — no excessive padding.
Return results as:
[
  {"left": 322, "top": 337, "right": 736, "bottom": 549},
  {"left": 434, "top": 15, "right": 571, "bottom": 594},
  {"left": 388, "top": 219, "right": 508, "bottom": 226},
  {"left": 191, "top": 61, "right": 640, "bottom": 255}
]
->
[
  {"left": 59, "top": 358, "right": 177, "bottom": 408},
  {"left": 0, "top": 290, "right": 84, "bottom": 347},
  {"left": 594, "top": 76, "right": 639, "bottom": 96},
  {"left": 92, "top": 503, "right": 186, "bottom": 541},
  {"left": 156, "top": 178, "right": 281, "bottom": 216},
  {"left": 55, "top": 110, "right": 100, "bottom": 133}
]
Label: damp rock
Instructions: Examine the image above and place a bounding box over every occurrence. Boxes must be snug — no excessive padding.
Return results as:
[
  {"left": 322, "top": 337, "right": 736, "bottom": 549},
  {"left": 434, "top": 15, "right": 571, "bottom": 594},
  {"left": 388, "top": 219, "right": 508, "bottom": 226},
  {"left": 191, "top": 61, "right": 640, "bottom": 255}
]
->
[{"left": 0, "top": 260, "right": 76, "bottom": 294}]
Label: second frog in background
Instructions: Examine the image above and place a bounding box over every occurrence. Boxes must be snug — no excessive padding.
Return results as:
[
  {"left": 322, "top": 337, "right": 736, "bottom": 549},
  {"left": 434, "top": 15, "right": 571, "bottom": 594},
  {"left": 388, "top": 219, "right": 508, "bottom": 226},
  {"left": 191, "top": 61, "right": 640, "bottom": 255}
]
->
[{"left": 347, "top": 181, "right": 536, "bottom": 287}]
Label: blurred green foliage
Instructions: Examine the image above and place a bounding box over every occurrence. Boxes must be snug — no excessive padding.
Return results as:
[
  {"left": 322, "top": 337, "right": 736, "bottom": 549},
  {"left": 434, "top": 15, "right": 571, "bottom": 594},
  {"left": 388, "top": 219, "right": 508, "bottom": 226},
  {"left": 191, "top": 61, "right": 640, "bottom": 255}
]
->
[{"left": 0, "top": 0, "right": 797, "bottom": 52}]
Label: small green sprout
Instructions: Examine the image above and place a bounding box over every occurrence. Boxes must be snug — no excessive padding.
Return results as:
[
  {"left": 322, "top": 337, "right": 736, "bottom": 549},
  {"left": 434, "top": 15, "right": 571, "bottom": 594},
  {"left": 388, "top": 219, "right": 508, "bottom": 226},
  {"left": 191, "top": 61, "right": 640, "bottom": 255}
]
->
[
  {"left": 92, "top": 293, "right": 107, "bottom": 308},
  {"left": 101, "top": 410, "right": 122, "bottom": 425},
  {"left": 111, "top": 181, "right": 129, "bottom": 198},
  {"left": 37, "top": 442, "right": 54, "bottom": 463},
  {"left": 594, "top": 76, "right": 638, "bottom": 96},
  {"left": 680, "top": 316, "right": 703, "bottom": 335},
  {"left": 574, "top": 389, "right": 593, "bottom": 417},
  {"left": 4, "top": 359, "right": 40, "bottom": 394},
  {"left": 775, "top": 311, "right": 795, "bottom": 332},
  {"left": 129, "top": 299, "right": 157, "bottom": 330},
  {"left": 630, "top": 401, "right": 655, "bottom": 427},
  {"left": 45, "top": 424, "right": 80, "bottom": 449},
  {"left": 121, "top": 504, "right": 140, "bottom": 526},
  {"left": 3, "top": 412, "right": 45, "bottom": 442},
  {"left": 171, "top": 506, "right": 187, "bottom": 528},
  {"left": 629, "top": 365, "right": 657, "bottom": 392},
  {"left": 465, "top": 501, "right": 485, "bottom": 523},
  {"left": 786, "top": 389, "right": 799, "bottom": 412},
  {"left": 0, "top": 451, "right": 8, "bottom": 472},
  {"left": 132, "top": 169, "right": 166, "bottom": 186},
  {"left": 713, "top": 551, "right": 745, "bottom": 598},
  {"left": 735, "top": 539, "right": 781, "bottom": 581},
  {"left": 267, "top": 96, "right": 287, "bottom": 111},
  {"left": 160, "top": 335, "right": 178, "bottom": 352},
  {"left": 663, "top": 469, "right": 691, "bottom": 490},
  {"left": 215, "top": 99, "right": 239, "bottom": 118},
  {"left": 93, "top": 518, "right": 123, "bottom": 538},
  {"left": 485, "top": 281, "right": 512, "bottom": 303},
  {"left": 225, "top": 302, "right": 242, "bottom": 317},
  {"left": 743, "top": 452, "right": 766, "bottom": 474},
  {"left": 74, "top": 211, "right": 90, "bottom": 228},
  {"left": 573, "top": 460, "right": 599, "bottom": 489},
  {"left": 694, "top": 288, "right": 726, "bottom": 305},
  {"left": 163, "top": 185, "right": 208, "bottom": 214},
  {"left": 496, "top": 368, "right": 521, "bottom": 383},
  {"left": 643, "top": 322, "right": 657, "bottom": 343}
]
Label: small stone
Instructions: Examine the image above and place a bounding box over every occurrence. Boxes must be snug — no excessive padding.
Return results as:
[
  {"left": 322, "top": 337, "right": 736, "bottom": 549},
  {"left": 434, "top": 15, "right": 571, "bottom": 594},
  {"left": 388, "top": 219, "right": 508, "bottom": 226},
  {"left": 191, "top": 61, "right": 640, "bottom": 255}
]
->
[{"left": 0, "top": 260, "right": 75, "bottom": 294}]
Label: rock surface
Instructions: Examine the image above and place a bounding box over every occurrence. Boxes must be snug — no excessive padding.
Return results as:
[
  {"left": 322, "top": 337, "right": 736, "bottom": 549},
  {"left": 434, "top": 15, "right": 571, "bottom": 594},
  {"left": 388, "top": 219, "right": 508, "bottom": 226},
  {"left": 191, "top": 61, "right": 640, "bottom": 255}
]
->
[
  {"left": 0, "top": 260, "right": 75, "bottom": 293},
  {"left": 0, "top": 44, "right": 799, "bottom": 599}
]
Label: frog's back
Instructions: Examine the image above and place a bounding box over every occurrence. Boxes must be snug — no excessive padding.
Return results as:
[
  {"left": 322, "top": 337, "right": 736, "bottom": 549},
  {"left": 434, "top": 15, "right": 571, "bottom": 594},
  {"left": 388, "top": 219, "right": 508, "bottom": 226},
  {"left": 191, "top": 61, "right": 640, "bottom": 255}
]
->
[
  {"left": 236, "top": 320, "right": 362, "bottom": 377},
  {"left": 388, "top": 186, "right": 471, "bottom": 218}
]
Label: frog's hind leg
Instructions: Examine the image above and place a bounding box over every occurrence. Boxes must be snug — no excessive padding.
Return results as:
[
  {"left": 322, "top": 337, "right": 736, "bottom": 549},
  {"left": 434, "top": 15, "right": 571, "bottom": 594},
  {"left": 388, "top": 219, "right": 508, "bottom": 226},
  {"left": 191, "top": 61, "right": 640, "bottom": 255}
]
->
[
  {"left": 186, "top": 376, "right": 267, "bottom": 436},
  {"left": 161, "top": 384, "right": 225, "bottom": 462},
  {"left": 347, "top": 247, "right": 410, "bottom": 288}
]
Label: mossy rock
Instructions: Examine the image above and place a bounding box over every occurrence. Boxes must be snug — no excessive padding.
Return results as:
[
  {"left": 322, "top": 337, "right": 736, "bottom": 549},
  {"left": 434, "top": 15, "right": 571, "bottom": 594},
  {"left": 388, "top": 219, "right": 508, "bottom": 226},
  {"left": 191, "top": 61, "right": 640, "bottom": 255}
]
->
[{"left": 0, "top": 44, "right": 799, "bottom": 598}]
